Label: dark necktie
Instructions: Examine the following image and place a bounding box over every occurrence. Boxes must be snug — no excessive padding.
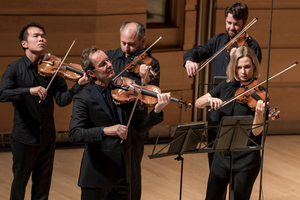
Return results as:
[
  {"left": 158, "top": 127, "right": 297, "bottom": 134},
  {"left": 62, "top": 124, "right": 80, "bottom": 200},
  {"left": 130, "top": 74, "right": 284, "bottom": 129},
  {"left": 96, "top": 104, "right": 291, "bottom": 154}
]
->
[{"left": 103, "top": 87, "right": 120, "bottom": 124}]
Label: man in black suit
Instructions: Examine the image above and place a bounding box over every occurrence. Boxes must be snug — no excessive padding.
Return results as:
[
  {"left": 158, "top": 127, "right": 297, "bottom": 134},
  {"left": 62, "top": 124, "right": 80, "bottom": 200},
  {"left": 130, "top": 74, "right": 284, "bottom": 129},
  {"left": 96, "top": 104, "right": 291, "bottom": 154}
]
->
[{"left": 68, "top": 46, "right": 170, "bottom": 200}]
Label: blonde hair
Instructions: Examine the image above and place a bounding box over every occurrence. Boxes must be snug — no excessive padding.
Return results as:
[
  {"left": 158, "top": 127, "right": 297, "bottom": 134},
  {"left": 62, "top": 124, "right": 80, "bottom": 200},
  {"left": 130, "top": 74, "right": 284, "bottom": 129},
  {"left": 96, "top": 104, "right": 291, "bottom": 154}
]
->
[{"left": 226, "top": 46, "right": 260, "bottom": 82}]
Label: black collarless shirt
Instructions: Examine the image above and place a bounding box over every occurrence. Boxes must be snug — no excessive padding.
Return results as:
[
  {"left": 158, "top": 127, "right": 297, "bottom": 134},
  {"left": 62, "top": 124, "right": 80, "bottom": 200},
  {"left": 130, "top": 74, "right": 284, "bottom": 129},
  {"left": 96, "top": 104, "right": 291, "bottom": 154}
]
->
[
  {"left": 209, "top": 80, "right": 262, "bottom": 171},
  {"left": 0, "top": 54, "right": 83, "bottom": 145},
  {"left": 183, "top": 33, "right": 262, "bottom": 80}
]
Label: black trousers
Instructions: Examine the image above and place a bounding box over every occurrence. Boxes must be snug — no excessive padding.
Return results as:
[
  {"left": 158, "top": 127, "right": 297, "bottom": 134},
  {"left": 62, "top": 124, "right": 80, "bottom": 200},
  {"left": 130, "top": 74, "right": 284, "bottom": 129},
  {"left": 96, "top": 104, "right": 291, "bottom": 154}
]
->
[
  {"left": 81, "top": 177, "right": 129, "bottom": 200},
  {"left": 130, "top": 137, "right": 144, "bottom": 200},
  {"left": 207, "top": 119, "right": 218, "bottom": 168},
  {"left": 205, "top": 161, "right": 261, "bottom": 200},
  {"left": 130, "top": 106, "right": 148, "bottom": 200},
  {"left": 10, "top": 138, "right": 55, "bottom": 200}
]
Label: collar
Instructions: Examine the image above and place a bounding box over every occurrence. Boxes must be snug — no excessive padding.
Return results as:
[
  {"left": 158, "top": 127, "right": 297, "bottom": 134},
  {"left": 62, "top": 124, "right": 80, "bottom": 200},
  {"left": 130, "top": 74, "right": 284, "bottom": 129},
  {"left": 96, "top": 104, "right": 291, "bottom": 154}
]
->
[
  {"left": 94, "top": 82, "right": 113, "bottom": 94},
  {"left": 240, "top": 78, "right": 254, "bottom": 87},
  {"left": 22, "top": 54, "right": 37, "bottom": 69}
]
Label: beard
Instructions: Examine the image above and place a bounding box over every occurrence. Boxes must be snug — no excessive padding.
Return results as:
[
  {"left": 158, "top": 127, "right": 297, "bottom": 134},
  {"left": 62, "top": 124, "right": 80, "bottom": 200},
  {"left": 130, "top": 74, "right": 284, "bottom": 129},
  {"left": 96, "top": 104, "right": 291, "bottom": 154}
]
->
[
  {"left": 226, "top": 25, "right": 244, "bottom": 39},
  {"left": 226, "top": 29, "right": 238, "bottom": 38}
]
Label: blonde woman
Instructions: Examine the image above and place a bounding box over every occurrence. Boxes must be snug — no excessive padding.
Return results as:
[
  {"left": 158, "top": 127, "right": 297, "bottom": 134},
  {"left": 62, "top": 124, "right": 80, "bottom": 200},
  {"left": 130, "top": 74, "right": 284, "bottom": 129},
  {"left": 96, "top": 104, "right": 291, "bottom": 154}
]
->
[{"left": 196, "top": 46, "right": 266, "bottom": 200}]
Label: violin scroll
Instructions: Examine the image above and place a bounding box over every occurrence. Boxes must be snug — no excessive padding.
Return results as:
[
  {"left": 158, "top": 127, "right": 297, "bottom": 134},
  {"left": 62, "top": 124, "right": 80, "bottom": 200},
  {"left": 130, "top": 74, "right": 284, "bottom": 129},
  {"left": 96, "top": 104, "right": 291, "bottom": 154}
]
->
[
  {"left": 177, "top": 98, "right": 192, "bottom": 111},
  {"left": 268, "top": 107, "right": 280, "bottom": 120}
]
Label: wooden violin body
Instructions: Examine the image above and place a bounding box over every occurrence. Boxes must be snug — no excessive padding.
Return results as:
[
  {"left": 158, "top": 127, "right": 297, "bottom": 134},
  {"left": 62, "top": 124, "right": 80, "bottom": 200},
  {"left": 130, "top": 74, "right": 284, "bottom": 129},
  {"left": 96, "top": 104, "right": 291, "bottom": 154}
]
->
[
  {"left": 226, "top": 32, "right": 252, "bottom": 54},
  {"left": 235, "top": 80, "right": 280, "bottom": 120},
  {"left": 38, "top": 53, "right": 84, "bottom": 82},
  {"left": 124, "top": 52, "right": 159, "bottom": 80},
  {"left": 111, "top": 77, "right": 192, "bottom": 110},
  {"left": 112, "top": 76, "right": 160, "bottom": 107}
]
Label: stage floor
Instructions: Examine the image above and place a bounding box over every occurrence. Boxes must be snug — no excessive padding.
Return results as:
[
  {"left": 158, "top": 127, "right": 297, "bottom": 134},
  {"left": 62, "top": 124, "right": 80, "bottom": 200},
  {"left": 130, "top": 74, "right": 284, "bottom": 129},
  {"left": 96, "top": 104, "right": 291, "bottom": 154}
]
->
[{"left": 0, "top": 135, "right": 300, "bottom": 200}]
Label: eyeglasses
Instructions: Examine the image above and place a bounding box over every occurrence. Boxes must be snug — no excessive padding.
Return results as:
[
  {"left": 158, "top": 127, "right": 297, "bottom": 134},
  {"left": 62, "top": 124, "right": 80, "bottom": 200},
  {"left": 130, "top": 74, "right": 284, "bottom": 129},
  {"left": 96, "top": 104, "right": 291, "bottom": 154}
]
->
[{"left": 99, "top": 57, "right": 113, "bottom": 68}]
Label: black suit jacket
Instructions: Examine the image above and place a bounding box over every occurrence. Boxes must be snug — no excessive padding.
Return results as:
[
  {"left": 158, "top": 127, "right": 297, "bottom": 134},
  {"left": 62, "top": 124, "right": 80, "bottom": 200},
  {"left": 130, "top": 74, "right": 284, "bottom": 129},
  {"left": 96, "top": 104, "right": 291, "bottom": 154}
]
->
[{"left": 69, "top": 82, "right": 163, "bottom": 188}]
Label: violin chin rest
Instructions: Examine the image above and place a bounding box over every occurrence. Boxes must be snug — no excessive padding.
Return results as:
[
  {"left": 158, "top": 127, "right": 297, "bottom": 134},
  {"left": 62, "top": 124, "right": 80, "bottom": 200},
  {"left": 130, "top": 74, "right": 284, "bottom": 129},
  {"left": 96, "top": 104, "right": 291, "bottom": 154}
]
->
[{"left": 42, "top": 53, "right": 51, "bottom": 61}]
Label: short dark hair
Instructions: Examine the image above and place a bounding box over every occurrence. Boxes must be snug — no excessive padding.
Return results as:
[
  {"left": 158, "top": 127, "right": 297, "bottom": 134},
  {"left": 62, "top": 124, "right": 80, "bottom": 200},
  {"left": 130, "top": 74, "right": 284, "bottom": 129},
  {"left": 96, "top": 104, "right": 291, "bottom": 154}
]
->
[
  {"left": 120, "top": 21, "right": 145, "bottom": 41},
  {"left": 19, "top": 22, "right": 46, "bottom": 50},
  {"left": 80, "top": 46, "right": 101, "bottom": 77},
  {"left": 225, "top": 2, "right": 248, "bottom": 22}
]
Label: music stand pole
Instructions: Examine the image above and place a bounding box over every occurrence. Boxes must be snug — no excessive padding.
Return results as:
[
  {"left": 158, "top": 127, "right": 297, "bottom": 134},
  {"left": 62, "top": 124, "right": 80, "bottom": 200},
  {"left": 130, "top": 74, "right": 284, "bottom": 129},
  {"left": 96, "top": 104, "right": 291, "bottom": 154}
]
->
[
  {"left": 175, "top": 155, "right": 184, "bottom": 200},
  {"left": 148, "top": 123, "right": 206, "bottom": 200},
  {"left": 227, "top": 120, "right": 241, "bottom": 200}
]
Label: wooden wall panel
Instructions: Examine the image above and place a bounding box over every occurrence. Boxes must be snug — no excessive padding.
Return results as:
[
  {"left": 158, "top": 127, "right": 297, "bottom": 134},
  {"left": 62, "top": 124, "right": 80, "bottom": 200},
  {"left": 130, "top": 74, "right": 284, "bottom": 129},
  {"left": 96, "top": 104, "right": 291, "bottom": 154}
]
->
[
  {"left": 95, "top": 14, "right": 147, "bottom": 50},
  {"left": 0, "top": 16, "right": 97, "bottom": 56},
  {"left": 216, "top": 0, "right": 300, "bottom": 9},
  {"left": 0, "top": 0, "right": 197, "bottom": 136},
  {"left": 96, "top": 0, "right": 147, "bottom": 15},
  {"left": 158, "top": 89, "right": 193, "bottom": 125},
  {"left": 1, "top": 0, "right": 97, "bottom": 15},
  {"left": 183, "top": 11, "right": 197, "bottom": 50},
  {"left": 259, "top": 49, "right": 299, "bottom": 83},
  {"left": 267, "top": 86, "right": 300, "bottom": 121},
  {"left": 0, "top": 102, "right": 14, "bottom": 132},
  {"left": 151, "top": 51, "right": 193, "bottom": 91},
  {"left": 53, "top": 103, "right": 74, "bottom": 132},
  {"left": 0, "top": 58, "right": 19, "bottom": 132},
  {"left": 215, "top": 5, "right": 300, "bottom": 49},
  {"left": 147, "top": 28, "right": 181, "bottom": 50}
]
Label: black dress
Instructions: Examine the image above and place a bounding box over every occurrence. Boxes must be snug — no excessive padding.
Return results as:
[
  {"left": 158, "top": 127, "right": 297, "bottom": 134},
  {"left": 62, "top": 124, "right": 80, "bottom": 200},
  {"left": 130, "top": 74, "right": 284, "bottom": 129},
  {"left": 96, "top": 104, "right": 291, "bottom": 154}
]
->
[{"left": 205, "top": 80, "right": 262, "bottom": 200}]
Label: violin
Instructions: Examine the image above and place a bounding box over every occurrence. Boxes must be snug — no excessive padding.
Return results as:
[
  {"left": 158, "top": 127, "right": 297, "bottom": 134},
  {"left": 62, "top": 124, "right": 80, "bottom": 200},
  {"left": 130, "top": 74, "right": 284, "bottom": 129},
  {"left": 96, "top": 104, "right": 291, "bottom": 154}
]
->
[
  {"left": 124, "top": 51, "right": 159, "bottom": 79},
  {"left": 210, "top": 62, "right": 299, "bottom": 119},
  {"left": 234, "top": 80, "right": 280, "bottom": 120},
  {"left": 226, "top": 32, "right": 251, "bottom": 54},
  {"left": 112, "top": 35, "right": 163, "bottom": 82},
  {"left": 187, "top": 18, "right": 258, "bottom": 78},
  {"left": 38, "top": 53, "right": 84, "bottom": 82},
  {"left": 111, "top": 76, "right": 192, "bottom": 110}
]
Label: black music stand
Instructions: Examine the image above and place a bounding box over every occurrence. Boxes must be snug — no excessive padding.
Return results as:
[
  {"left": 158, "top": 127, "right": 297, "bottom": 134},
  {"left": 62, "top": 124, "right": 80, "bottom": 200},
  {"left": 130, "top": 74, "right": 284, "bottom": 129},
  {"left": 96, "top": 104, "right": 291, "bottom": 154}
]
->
[
  {"left": 212, "top": 76, "right": 227, "bottom": 89},
  {"left": 209, "top": 115, "right": 262, "bottom": 200},
  {"left": 148, "top": 123, "right": 206, "bottom": 200}
]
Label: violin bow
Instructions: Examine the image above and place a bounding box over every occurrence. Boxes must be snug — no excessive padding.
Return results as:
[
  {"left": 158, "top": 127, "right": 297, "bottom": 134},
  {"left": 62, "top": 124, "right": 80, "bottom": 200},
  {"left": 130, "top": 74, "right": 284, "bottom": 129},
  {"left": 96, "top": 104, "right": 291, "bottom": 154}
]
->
[
  {"left": 39, "top": 39, "right": 77, "bottom": 103},
  {"left": 187, "top": 17, "right": 258, "bottom": 78},
  {"left": 120, "top": 67, "right": 150, "bottom": 143},
  {"left": 112, "top": 35, "right": 164, "bottom": 82}
]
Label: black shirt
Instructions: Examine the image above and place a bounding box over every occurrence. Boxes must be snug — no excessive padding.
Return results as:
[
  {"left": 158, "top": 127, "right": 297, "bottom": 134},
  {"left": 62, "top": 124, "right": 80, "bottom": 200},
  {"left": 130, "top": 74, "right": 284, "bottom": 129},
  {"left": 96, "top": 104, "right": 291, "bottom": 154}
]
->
[
  {"left": 209, "top": 80, "right": 262, "bottom": 171},
  {"left": 183, "top": 33, "right": 262, "bottom": 80},
  {"left": 0, "top": 54, "right": 83, "bottom": 145},
  {"left": 105, "top": 47, "right": 160, "bottom": 87}
]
